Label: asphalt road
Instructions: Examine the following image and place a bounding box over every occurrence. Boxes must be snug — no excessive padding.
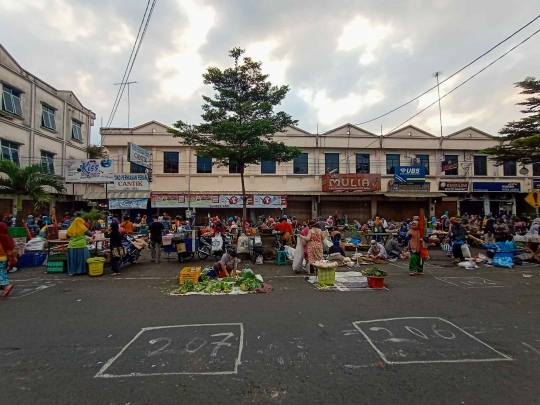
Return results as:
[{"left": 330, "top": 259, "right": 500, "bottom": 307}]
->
[{"left": 1, "top": 248, "right": 540, "bottom": 405}]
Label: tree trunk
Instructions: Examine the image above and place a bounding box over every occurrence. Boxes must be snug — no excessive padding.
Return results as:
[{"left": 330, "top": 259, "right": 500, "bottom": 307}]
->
[{"left": 240, "top": 168, "right": 246, "bottom": 235}]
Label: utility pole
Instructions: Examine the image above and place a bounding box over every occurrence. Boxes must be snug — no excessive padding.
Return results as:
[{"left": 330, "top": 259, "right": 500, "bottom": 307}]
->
[
  {"left": 433, "top": 72, "right": 444, "bottom": 145},
  {"left": 113, "top": 81, "right": 137, "bottom": 127}
]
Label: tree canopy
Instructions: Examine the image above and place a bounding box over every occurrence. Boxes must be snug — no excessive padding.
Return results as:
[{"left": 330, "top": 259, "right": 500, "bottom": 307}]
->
[
  {"left": 169, "top": 47, "right": 302, "bottom": 227},
  {"left": 480, "top": 77, "right": 540, "bottom": 164}
]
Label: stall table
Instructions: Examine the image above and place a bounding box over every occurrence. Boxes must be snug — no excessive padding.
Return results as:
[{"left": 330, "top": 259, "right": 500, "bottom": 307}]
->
[
  {"left": 360, "top": 233, "right": 396, "bottom": 245},
  {"left": 512, "top": 234, "right": 540, "bottom": 262}
]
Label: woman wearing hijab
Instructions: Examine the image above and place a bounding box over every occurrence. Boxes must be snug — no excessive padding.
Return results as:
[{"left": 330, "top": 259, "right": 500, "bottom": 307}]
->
[
  {"left": 0, "top": 222, "right": 15, "bottom": 297},
  {"left": 106, "top": 223, "right": 123, "bottom": 276},
  {"left": 66, "top": 217, "right": 92, "bottom": 276},
  {"left": 300, "top": 220, "right": 324, "bottom": 275},
  {"left": 406, "top": 220, "right": 424, "bottom": 276}
]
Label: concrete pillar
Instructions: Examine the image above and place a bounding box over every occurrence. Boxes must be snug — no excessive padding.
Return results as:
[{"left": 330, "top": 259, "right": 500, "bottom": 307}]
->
[
  {"left": 311, "top": 196, "right": 318, "bottom": 218},
  {"left": 371, "top": 196, "right": 377, "bottom": 218},
  {"left": 511, "top": 196, "right": 517, "bottom": 215},
  {"left": 483, "top": 194, "right": 490, "bottom": 215}
]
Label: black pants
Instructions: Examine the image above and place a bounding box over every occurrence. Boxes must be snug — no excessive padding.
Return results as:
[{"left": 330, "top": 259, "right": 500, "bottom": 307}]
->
[
  {"left": 452, "top": 243, "right": 465, "bottom": 262},
  {"left": 111, "top": 256, "right": 121, "bottom": 273}
]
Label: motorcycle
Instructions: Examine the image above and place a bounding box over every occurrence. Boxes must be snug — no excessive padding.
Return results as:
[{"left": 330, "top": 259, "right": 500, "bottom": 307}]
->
[
  {"left": 197, "top": 232, "right": 234, "bottom": 260},
  {"left": 120, "top": 234, "right": 147, "bottom": 266}
]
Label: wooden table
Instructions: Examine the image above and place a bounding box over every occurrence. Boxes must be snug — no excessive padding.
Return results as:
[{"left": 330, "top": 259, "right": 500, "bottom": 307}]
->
[{"left": 360, "top": 233, "right": 396, "bottom": 245}]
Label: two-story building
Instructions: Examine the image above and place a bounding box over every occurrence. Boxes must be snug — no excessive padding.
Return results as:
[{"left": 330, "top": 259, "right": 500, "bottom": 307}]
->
[
  {"left": 0, "top": 44, "right": 97, "bottom": 217},
  {"left": 99, "top": 120, "right": 535, "bottom": 224}
]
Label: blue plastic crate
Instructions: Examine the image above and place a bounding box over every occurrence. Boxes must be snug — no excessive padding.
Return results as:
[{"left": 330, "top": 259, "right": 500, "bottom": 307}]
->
[{"left": 18, "top": 252, "right": 47, "bottom": 268}]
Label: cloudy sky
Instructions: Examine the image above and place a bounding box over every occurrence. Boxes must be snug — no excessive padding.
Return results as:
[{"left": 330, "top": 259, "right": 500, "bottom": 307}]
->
[{"left": 1, "top": 0, "right": 539, "bottom": 144}]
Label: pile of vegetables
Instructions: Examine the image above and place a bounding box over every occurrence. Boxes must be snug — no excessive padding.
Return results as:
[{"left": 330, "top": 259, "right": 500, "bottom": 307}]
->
[
  {"left": 172, "top": 269, "right": 262, "bottom": 295},
  {"left": 312, "top": 260, "right": 338, "bottom": 269},
  {"left": 361, "top": 266, "right": 388, "bottom": 277}
]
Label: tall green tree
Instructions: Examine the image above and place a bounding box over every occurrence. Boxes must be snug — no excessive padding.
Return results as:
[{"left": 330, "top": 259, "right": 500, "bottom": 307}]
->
[
  {"left": 480, "top": 77, "right": 540, "bottom": 164},
  {"left": 169, "top": 48, "right": 302, "bottom": 230},
  {"left": 0, "top": 160, "right": 65, "bottom": 224}
]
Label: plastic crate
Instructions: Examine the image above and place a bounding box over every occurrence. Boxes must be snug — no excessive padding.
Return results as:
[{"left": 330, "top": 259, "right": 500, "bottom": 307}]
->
[
  {"left": 317, "top": 267, "right": 336, "bottom": 286},
  {"left": 8, "top": 227, "right": 27, "bottom": 238},
  {"left": 48, "top": 254, "right": 68, "bottom": 261},
  {"left": 17, "top": 253, "right": 47, "bottom": 268},
  {"left": 179, "top": 267, "right": 202, "bottom": 285},
  {"left": 47, "top": 260, "right": 66, "bottom": 273}
]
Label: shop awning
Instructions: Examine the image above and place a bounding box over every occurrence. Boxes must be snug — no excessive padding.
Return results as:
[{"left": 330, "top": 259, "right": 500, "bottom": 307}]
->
[
  {"left": 383, "top": 192, "right": 447, "bottom": 198},
  {"left": 83, "top": 191, "right": 151, "bottom": 200}
]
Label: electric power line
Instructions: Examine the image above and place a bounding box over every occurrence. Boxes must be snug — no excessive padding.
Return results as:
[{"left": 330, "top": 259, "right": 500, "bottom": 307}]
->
[{"left": 352, "top": 14, "right": 540, "bottom": 126}]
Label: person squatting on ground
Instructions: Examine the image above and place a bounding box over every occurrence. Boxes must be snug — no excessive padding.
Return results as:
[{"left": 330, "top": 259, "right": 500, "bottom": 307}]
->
[
  {"left": 366, "top": 240, "right": 388, "bottom": 262},
  {"left": 385, "top": 234, "right": 404, "bottom": 262},
  {"left": 148, "top": 214, "right": 164, "bottom": 263},
  {"left": 210, "top": 250, "right": 238, "bottom": 278}
]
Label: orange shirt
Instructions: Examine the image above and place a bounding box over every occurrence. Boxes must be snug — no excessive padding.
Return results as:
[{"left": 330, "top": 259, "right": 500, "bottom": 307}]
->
[{"left": 120, "top": 221, "right": 134, "bottom": 233}]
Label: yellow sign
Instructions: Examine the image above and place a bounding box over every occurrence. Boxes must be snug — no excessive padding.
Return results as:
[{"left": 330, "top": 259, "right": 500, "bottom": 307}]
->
[{"left": 524, "top": 190, "right": 540, "bottom": 208}]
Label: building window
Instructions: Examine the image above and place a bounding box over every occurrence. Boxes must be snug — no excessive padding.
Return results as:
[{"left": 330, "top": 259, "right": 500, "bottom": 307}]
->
[
  {"left": 163, "top": 152, "right": 179, "bottom": 173},
  {"left": 325, "top": 153, "right": 339, "bottom": 174},
  {"left": 2, "top": 85, "right": 22, "bottom": 116},
  {"left": 533, "top": 163, "right": 540, "bottom": 177},
  {"left": 41, "top": 105, "right": 56, "bottom": 130},
  {"left": 40, "top": 151, "right": 55, "bottom": 174},
  {"left": 416, "top": 154, "right": 429, "bottom": 175},
  {"left": 474, "top": 155, "right": 487, "bottom": 176},
  {"left": 386, "top": 154, "right": 400, "bottom": 174},
  {"left": 261, "top": 160, "right": 276, "bottom": 174},
  {"left": 503, "top": 160, "right": 516, "bottom": 176},
  {"left": 130, "top": 162, "right": 146, "bottom": 173},
  {"left": 72, "top": 120, "right": 82, "bottom": 141},
  {"left": 293, "top": 153, "right": 308, "bottom": 174},
  {"left": 444, "top": 155, "right": 458, "bottom": 176},
  {"left": 1, "top": 140, "right": 20, "bottom": 165},
  {"left": 355, "top": 154, "right": 370, "bottom": 174},
  {"left": 196, "top": 156, "right": 212, "bottom": 173},
  {"left": 229, "top": 163, "right": 241, "bottom": 174}
]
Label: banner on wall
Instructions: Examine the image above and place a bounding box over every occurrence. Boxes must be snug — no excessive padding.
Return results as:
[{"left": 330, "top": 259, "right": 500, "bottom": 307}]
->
[
  {"left": 109, "top": 174, "right": 149, "bottom": 191},
  {"left": 394, "top": 166, "right": 426, "bottom": 183},
  {"left": 150, "top": 194, "right": 287, "bottom": 208},
  {"left": 65, "top": 159, "right": 114, "bottom": 183},
  {"left": 471, "top": 182, "right": 521, "bottom": 192},
  {"left": 109, "top": 198, "right": 148, "bottom": 210},
  {"left": 127, "top": 142, "right": 151, "bottom": 168},
  {"left": 438, "top": 182, "right": 469, "bottom": 192}
]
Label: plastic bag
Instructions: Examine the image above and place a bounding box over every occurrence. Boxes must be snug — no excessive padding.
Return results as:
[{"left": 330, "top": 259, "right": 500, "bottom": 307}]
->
[
  {"left": 237, "top": 234, "right": 249, "bottom": 254},
  {"left": 441, "top": 242, "right": 452, "bottom": 255},
  {"left": 458, "top": 260, "right": 478, "bottom": 269},
  {"left": 25, "top": 237, "right": 45, "bottom": 251},
  {"left": 324, "top": 238, "right": 333, "bottom": 249},
  {"left": 284, "top": 245, "right": 295, "bottom": 260},
  {"left": 211, "top": 236, "right": 223, "bottom": 252},
  {"left": 461, "top": 244, "right": 472, "bottom": 259},
  {"left": 292, "top": 237, "right": 304, "bottom": 273},
  {"left": 493, "top": 256, "right": 514, "bottom": 268},
  {"left": 255, "top": 255, "right": 263, "bottom": 265}
]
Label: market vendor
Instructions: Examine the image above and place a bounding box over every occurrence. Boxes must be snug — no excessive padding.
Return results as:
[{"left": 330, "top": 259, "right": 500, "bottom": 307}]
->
[
  {"left": 385, "top": 234, "right": 404, "bottom": 261},
  {"left": 273, "top": 216, "right": 293, "bottom": 246},
  {"left": 210, "top": 250, "right": 238, "bottom": 278},
  {"left": 366, "top": 240, "right": 388, "bottom": 261}
]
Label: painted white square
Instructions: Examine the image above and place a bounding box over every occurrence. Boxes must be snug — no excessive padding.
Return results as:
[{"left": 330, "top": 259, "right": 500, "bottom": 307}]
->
[
  {"left": 436, "top": 277, "right": 507, "bottom": 289},
  {"left": 353, "top": 317, "right": 512, "bottom": 365},
  {"left": 95, "top": 323, "right": 244, "bottom": 378}
]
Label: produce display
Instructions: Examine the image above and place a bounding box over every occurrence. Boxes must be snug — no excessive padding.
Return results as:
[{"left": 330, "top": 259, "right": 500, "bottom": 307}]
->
[
  {"left": 361, "top": 266, "right": 388, "bottom": 277},
  {"left": 312, "top": 260, "right": 338, "bottom": 269},
  {"left": 172, "top": 269, "right": 262, "bottom": 295}
]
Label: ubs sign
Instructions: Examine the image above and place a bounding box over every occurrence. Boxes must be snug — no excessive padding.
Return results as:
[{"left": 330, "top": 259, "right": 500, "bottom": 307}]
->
[{"left": 322, "top": 174, "right": 381, "bottom": 192}]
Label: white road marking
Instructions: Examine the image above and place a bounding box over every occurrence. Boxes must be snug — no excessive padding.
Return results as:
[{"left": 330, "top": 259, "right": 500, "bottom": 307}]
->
[{"left": 522, "top": 342, "right": 540, "bottom": 354}]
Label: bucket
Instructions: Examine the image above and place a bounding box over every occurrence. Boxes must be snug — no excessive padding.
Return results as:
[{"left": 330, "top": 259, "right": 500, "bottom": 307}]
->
[
  {"left": 162, "top": 234, "right": 173, "bottom": 246},
  {"left": 367, "top": 276, "right": 385, "bottom": 289},
  {"left": 87, "top": 257, "right": 105, "bottom": 276}
]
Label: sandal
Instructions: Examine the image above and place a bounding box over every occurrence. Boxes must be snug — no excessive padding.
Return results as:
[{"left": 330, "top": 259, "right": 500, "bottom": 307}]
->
[
  {"left": 2, "top": 285, "right": 14, "bottom": 298},
  {"left": 409, "top": 272, "right": 417, "bottom": 276}
]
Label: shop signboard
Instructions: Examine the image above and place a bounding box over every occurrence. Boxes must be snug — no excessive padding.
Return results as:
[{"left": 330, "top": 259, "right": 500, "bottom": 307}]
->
[
  {"left": 387, "top": 181, "right": 431, "bottom": 192},
  {"left": 441, "top": 160, "right": 458, "bottom": 173},
  {"left": 394, "top": 166, "right": 425, "bottom": 183},
  {"left": 533, "top": 179, "right": 540, "bottom": 190},
  {"left": 151, "top": 194, "right": 219, "bottom": 208},
  {"left": 322, "top": 174, "right": 381, "bottom": 192},
  {"left": 65, "top": 159, "right": 114, "bottom": 183},
  {"left": 109, "top": 174, "right": 149, "bottom": 191},
  {"left": 219, "top": 195, "right": 287, "bottom": 208},
  {"left": 471, "top": 182, "right": 521, "bottom": 192},
  {"left": 109, "top": 198, "right": 148, "bottom": 210},
  {"left": 438, "top": 181, "right": 469, "bottom": 192},
  {"left": 127, "top": 142, "right": 151, "bottom": 168}
]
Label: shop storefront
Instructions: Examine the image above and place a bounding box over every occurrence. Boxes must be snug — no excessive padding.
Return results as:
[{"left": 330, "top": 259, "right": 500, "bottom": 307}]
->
[
  {"left": 438, "top": 181, "right": 470, "bottom": 217},
  {"left": 471, "top": 182, "right": 521, "bottom": 216}
]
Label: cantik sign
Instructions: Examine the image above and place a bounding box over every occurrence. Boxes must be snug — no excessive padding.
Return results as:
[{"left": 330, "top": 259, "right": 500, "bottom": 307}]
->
[
  {"left": 322, "top": 174, "right": 381, "bottom": 192},
  {"left": 109, "top": 174, "right": 150, "bottom": 191}
]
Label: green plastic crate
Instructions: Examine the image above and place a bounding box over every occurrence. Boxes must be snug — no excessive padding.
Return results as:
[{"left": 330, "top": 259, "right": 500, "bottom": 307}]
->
[
  {"left": 46, "top": 260, "right": 66, "bottom": 273},
  {"left": 317, "top": 267, "right": 336, "bottom": 286},
  {"left": 8, "top": 227, "right": 27, "bottom": 238},
  {"left": 48, "top": 254, "right": 68, "bottom": 261}
]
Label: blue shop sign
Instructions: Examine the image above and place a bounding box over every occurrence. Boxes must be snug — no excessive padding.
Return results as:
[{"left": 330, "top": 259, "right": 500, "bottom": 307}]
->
[
  {"left": 471, "top": 182, "right": 521, "bottom": 192},
  {"left": 394, "top": 166, "right": 426, "bottom": 183},
  {"left": 533, "top": 179, "right": 540, "bottom": 190}
]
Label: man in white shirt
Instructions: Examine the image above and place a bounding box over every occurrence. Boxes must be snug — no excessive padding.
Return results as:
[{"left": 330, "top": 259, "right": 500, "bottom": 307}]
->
[{"left": 366, "top": 240, "right": 388, "bottom": 261}]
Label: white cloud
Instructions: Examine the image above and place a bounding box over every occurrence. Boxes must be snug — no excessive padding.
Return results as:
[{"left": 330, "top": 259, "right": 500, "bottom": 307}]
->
[
  {"left": 246, "top": 40, "right": 290, "bottom": 85},
  {"left": 338, "top": 16, "right": 393, "bottom": 65},
  {"left": 416, "top": 74, "right": 460, "bottom": 110},
  {"left": 154, "top": 0, "right": 216, "bottom": 101},
  {"left": 299, "top": 88, "right": 384, "bottom": 125},
  {"left": 103, "top": 23, "right": 135, "bottom": 54},
  {"left": 392, "top": 38, "right": 414, "bottom": 54}
]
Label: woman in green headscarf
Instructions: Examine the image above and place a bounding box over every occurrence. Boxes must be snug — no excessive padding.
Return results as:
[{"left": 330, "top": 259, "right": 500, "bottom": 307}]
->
[{"left": 67, "top": 217, "right": 92, "bottom": 276}]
